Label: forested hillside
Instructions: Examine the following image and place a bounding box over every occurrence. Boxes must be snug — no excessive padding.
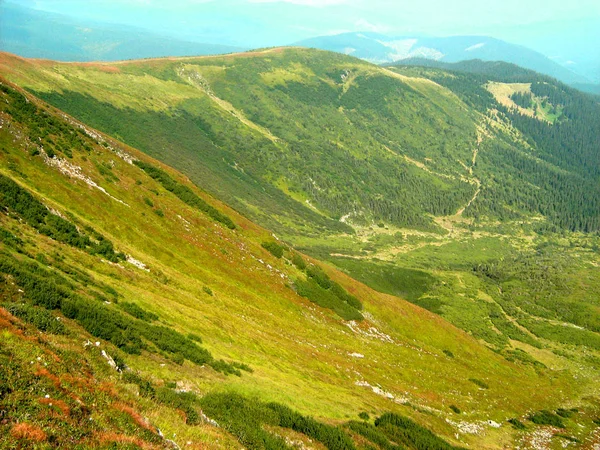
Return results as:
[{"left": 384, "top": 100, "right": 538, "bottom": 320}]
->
[{"left": 1, "top": 49, "right": 600, "bottom": 448}]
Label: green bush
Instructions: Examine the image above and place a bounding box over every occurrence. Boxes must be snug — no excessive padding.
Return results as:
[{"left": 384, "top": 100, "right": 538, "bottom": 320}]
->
[
  {"left": 200, "top": 393, "right": 355, "bottom": 450},
  {"left": 528, "top": 410, "right": 565, "bottom": 428},
  {"left": 200, "top": 393, "right": 287, "bottom": 449},
  {"left": 0, "top": 174, "right": 124, "bottom": 262},
  {"left": 295, "top": 278, "right": 363, "bottom": 321},
  {"left": 261, "top": 241, "right": 285, "bottom": 258},
  {"left": 468, "top": 378, "right": 489, "bottom": 389},
  {"left": 449, "top": 405, "right": 461, "bottom": 414},
  {"left": 133, "top": 160, "right": 235, "bottom": 229},
  {"left": 375, "top": 412, "right": 465, "bottom": 450},
  {"left": 346, "top": 421, "right": 399, "bottom": 450},
  {"left": 291, "top": 253, "right": 306, "bottom": 270},
  {"left": 556, "top": 408, "right": 575, "bottom": 418},
  {"left": 122, "top": 372, "right": 156, "bottom": 398},
  {"left": 155, "top": 387, "right": 200, "bottom": 425},
  {"left": 7, "top": 303, "right": 65, "bottom": 334},
  {"left": 0, "top": 252, "right": 244, "bottom": 375},
  {"left": 306, "top": 265, "right": 332, "bottom": 289},
  {"left": 507, "top": 418, "right": 526, "bottom": 430},
  {"left": 119, "top": 302, "right": 158, "bottom": 322}
]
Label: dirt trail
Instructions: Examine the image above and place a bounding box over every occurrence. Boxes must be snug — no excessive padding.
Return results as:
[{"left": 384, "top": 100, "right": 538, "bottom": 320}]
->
[
  {"left": 177, "top": 65, "right": 280, "bottom": 144},
  {"left": 455, "top": 140, "right": 481, "bottom": 216}
]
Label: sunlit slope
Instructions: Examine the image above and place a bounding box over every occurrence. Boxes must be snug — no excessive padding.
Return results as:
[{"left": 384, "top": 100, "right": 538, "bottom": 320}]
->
[
  {"left": 0, "top": 49, "right": 485, "bottom": 238},
  {"left": 0, "top": 77, "right": 593, "bottom": 448}
]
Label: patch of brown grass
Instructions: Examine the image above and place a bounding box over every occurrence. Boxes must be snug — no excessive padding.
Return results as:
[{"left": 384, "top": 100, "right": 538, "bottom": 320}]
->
[
  {"left": 80, "top": 63, "right": 121, "bottom": 73},
  {"left": 98, "top": 381, "right": 119, "bottom": 397},
  {"left": 95, "top": 432, "right": 157, "bottom": 449},
  {"left": 113, "top": 402, "right": 154, "bottom": 431},
  {"left": 10, "top": 422, "right": 47, "bottom": 442},
  {"left": 34, "top": 366, "right": 61, "bottom": 389},
  {"left": 39, "top": 397, "right": 70, "bottom": 416}
]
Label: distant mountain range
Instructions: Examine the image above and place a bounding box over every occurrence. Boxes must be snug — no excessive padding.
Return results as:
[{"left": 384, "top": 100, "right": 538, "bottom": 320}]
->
[
  {"left": 295, "top": 32, "right": 593, "bottom": 87},
  {"left": 2, "top": 2, "right": 597, "bottom": 92},
  {"left": 0, "top": 2, "right": 244, "bottom": 61}
]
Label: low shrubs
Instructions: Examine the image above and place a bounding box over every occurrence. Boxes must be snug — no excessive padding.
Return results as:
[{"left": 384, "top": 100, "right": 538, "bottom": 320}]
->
[
  {"left": 133, "top": 160, "right": 235, "bottom": 229},
  {"left": 261, "top": 241, "right": 285, "bottom": 258},
  {"left": 119, "top": 302, "right": 158, "bottom": 322},
  {"left": 0, "top": 252, "right": 245, "bottom": 375},
  {"left": 6, "top": 303, "right": 65, "bottom": 334},
  {"left": 507, "top": 418, "right": 526, "bottom": 430},
  {"left": 375, "top": 412, "right": 465, "bottom": 450},
  {"left": 468, "top": 378, "right": 489, "bottom": 389},
  {"left": 294, "top": 262, "right": 363, "bottom": 321},
  {"left": 200, "top": 393, "right": 355, "bottom": 450},
  {"left": 527, "top": 410, "right": 565, "bottom": 428},
  {"left": 0, "top": 174, "right": 124, "bottom": 262}
]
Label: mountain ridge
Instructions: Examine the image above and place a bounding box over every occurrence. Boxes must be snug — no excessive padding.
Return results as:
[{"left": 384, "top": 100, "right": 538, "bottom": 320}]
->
[
  {"left": 0, "top": 2, "right": 245, "bottom": 62},
  {"left": 294, "top": 32, "right": 593, "bottom": 86},
  {"left": 1, "top": 48, "right": 600, "bottom": 448}
]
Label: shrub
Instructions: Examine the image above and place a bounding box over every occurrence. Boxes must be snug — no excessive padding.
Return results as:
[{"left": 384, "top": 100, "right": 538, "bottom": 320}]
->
[
  {"left": 119, "top": 302, "right": 158, "bottom": 322},
  {"left": 375, "top": 412, "right": 465, "bottom": 450},
  {"left": 306, "top": 265, "right": 332, "bottom": 289},
  {"left": 155, "top": 387, "right": 200, "bottom": 425},
  {"left": 528, "top": 410, "right": 565, "bottom": 428},
  {"left": 358, "top": 412, "right": 370, "bottom": 421},
  {"left": 295, "top": 278, "right": 363, "bottom": 321},
  {"left": 556, "top": 408, "right": 575, "bottom": 418},
  {"left": 7, "top": 303, "right": 65, "bottom": 334},
  {"left": 261, "top": 241, "right": 285, "bottom": 259},
  {"left": 449, "top": 405, "right": 461, "bottom": 414},
  {"left": 468, "top": 378, "right": 489, "bottom": 389},
  {"left": 346, "top": 421, "right": 396, "bottom": 450},
  {"left": 133, "top": 160, "right": 235, "bottom": 229},
  {"left": 187, "top": 333, "right": 203, "bottom": 343},
  {"left": 291, "top": 253, "right": 306, "bottom": 270},
  {"left": 122, "top": 372, "right": 155, "bottom": 398},
  {"left": 507, "top": 418, "right": 526, "bottom": 430}
]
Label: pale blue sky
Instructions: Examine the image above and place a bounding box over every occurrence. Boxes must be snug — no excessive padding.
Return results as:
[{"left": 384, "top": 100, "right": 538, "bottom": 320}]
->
[
  {"left": 11, "top": 0, "right": 600, "bottom": 47},
  {"left": 6, "top": 0, "right": 600, "bottom": 80}
]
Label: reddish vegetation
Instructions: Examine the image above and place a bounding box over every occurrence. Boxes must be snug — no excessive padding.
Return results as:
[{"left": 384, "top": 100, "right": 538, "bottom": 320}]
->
[
  {"left": 39, "top": 397, "right": 70, "bottom": 416},
  {"left": 113, "top": 403, "right": 154, "bottom": 431},
  {"left": 79, "top": 62, "right": 121, "bottom": 73},
  {"left": 99, "top": 381, "right": 119, "bottom": 397},
  {"left": 10, "top": 422, "right": 47, "bottom": 442},
  {"left": 61, "top": 373, "right": 92, "bottom": 390},
  {"left": 34, "top": 366, "right": 62, "bottom": 389},
  {"left": 44, "top": 348, "right": 62, "bottom": 363},
  {"left": 95, "top": 432, "right": 157, "bottom": 449}
]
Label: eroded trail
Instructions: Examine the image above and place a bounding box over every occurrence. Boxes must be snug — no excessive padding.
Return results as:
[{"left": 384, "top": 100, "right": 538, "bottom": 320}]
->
[{"left": 456, "top": 140, "right": 481, "bottom": 217}]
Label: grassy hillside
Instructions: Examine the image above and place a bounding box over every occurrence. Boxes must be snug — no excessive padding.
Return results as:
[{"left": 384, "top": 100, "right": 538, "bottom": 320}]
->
[
  {"left": 2, "top": 49, "right": 600, "bottom": 448},
  {"left": 2, "top": 48, "right": 598, "bottom": 239}
]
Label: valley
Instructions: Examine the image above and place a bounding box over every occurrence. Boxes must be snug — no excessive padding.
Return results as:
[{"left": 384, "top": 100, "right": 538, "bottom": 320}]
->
[{"left": 0, "top": 47, "right": 599, "bottom": 449}]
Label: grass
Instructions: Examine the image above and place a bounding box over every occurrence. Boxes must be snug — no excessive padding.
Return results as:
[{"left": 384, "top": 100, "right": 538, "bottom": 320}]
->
[{"left": 1, "top": 55, "right": 600, "bottom": 449}]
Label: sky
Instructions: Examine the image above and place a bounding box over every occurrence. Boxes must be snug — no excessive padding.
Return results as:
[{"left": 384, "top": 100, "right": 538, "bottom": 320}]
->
[
  {"left": 4, "top": 0, "right": 599, "bottom": 82},
  {"left": 10, "top": 0, "right": 600, "bottom": 48}
]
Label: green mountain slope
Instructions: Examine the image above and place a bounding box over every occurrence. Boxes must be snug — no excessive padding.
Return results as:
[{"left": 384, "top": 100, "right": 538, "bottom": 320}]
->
[
  {"left": 2, "top": 48, "right": 598, "bottom": 240},
  {"left": 0, "top": 77, "right": 587, "bottom": 449},
  {"left": 2, "top": 49, "right": 600, "bottom": 448}
]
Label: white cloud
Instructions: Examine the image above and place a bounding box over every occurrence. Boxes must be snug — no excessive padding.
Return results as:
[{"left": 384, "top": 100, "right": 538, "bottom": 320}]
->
[
  {"left": 248, "top": 0, "right": 349, "bottom": 5},
  {"left": 355, "top": 18, "right": 390, "bottom": 33}
]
